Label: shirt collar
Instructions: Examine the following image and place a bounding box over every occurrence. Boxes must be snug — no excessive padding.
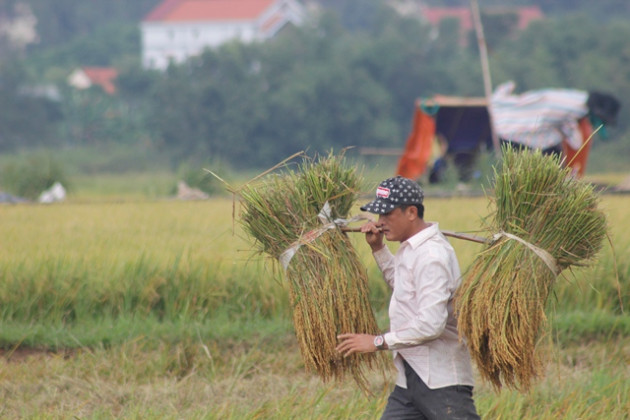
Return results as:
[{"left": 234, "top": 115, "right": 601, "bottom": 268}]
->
[{"left": 403, "top": 222, "right": 440, "bottom": 249}]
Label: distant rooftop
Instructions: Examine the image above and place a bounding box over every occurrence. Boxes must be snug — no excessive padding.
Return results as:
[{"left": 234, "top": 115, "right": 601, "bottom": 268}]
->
[
  {"left": 68, "top": 67, "right": 118, "bottom": 95},
  {"left": 144, "top": 0, "right": 277, "bottom": 22},
  {"left": 421, "top": 5, "right": 544, "bottom": 32}
]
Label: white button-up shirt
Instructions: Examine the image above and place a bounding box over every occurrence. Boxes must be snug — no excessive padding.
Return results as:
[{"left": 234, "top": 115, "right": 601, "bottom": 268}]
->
[{"left": 373, "top": 222, "right": 475, "bottom": 389}]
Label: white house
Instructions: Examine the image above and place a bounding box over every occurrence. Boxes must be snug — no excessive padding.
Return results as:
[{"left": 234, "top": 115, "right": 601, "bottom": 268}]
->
[{"left": 141, "top": 0, "right": 307, "bottom": 70}]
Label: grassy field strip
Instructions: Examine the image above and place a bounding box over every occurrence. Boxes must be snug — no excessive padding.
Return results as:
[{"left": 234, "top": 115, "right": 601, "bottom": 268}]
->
[{"left": 0, "top": 336, "right": 627, "bottom": 418}]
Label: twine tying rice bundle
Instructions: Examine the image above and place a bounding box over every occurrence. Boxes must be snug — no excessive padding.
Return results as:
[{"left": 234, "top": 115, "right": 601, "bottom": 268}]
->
[
  {"left": 455, "top": 147, "right": 608, "bottom": 392},
  {"left": 238, "top": 153, "right": 386, "bottom": 390}
]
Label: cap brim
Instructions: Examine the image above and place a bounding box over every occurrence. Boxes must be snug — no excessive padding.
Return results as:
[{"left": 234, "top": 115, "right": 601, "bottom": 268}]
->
[{"left": 360, "top": 199, "right": 399, "bottom": 214}]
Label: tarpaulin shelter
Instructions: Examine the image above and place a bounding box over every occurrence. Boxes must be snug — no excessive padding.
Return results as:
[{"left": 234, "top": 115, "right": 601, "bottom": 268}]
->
[
  {"left": 396, "top": 96, "right": 493, "bottom": 183},
  {"left": 397, "top": 83, "right": 619, "bottom": 182}
]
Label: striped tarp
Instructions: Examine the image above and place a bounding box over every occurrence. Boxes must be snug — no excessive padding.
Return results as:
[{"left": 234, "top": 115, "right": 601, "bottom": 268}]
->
[{"left": 491, "top": 81, "right": 588, "bottom": 150}]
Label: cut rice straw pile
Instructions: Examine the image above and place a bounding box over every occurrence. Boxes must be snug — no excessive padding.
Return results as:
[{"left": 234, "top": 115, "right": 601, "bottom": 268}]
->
[
  {"left": 238, "top": 152, "right": 387, "bottom": 391},
  {"left": 455, "top": 146, "right": 607, "bottom": 392}
]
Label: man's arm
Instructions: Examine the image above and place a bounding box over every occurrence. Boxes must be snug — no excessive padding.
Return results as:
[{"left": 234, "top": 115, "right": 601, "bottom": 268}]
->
[
  {"left": 336, "top": 333, "right": 388, "bottom": 356},
  {"left": 361, "top": 221, "right": 384, "bottom": 252}
]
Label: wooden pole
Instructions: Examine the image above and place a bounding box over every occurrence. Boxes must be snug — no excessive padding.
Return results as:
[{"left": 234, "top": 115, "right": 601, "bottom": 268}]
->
[
  {"left": 340, "top": 226, "right": 490, "bottom": 245},
  {"left": 470, "top": 0, "right": 501, "bottom": 158}
]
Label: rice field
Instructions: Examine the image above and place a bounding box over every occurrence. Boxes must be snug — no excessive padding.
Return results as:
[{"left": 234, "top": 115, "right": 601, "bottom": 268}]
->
[{"left": 0, "top": 191, "right": 629, "bottom": 419}]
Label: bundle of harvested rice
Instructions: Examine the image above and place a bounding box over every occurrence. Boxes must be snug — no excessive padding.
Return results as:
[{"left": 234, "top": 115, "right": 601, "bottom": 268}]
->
[
  {"left": 238, "top": 153, "right": 387, "bottom": 390},
  {"left": 455, "top": 146, "right": 607, "bottom": 391}
]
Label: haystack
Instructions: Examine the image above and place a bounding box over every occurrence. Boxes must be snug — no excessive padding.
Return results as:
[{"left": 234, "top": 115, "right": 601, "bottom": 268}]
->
[
  {"left": 455, "top": 146, "right": 607, "bottom": 391},
  {"left": 238, "top": 153, "right": 387, "bottom": 390}
]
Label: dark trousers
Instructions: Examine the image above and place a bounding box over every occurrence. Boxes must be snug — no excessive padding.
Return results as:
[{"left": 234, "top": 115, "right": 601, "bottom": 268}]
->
[
  {"left": 381, "top": 361, "right": 480, "bottom": 420},
  {"left": 500, "top": 138, "right": 563, "bottom": 158}
]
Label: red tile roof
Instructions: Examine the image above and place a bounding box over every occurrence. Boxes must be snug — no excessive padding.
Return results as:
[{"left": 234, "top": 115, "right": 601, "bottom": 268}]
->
[
  {"left": 423, "top": 7, "right": 474, "bottom": 32},
  {"left": 82, "top": 67, "right": 118, "bottom": 94},
  {"left": 511, "top": 6, "right": 544, "bottom": 30},
  {"left": 422, "top": 6, "right": 543, "bottom": 32},
  {"left": 144, "top": 0, "right": 277, "bottom": 22}
]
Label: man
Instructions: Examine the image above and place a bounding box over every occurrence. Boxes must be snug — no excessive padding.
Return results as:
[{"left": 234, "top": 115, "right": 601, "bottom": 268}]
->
[{"left": 336, "top": 176, "right": 480, "bottom": 419}]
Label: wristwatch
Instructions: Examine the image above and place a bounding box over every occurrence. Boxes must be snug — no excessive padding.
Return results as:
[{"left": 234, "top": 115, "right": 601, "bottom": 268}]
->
[{"left": 373, "top": 335, "right": 386, "bottom": 350}]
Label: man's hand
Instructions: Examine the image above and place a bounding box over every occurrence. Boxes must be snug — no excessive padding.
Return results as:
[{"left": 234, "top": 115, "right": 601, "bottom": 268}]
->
[
  {"left": 336, "top": 333, "right": 379, "bottom": 356},
  {"left": 361, "top": 221, "right": 384, "bottom": 252}
]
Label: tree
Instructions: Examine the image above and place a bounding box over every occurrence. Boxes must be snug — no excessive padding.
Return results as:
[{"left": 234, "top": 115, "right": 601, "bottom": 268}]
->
[{"left": 0, "top": 59, "right": 62, "bottom": 151}]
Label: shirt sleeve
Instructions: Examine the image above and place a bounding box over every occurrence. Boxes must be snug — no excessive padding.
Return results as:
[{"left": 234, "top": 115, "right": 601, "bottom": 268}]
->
[
  {"left": 384, "top": 258, "right": 453, "bottom": 350},
  {"left": 373, "top": 246, "right": 395, "bottom": 289}
]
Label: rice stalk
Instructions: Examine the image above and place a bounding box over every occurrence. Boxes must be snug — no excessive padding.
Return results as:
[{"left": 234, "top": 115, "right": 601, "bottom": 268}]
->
[
  {"left": 238, "top": 152, "right": 387, "bottom": 390},
  {"left": 455, "top": 146, "right": 607, "bottom": 392}
]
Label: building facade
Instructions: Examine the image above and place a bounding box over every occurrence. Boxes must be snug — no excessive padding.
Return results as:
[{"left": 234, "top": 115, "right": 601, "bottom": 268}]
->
[{"left": 141, "top": 0, "right": 306, "bottom": 70}]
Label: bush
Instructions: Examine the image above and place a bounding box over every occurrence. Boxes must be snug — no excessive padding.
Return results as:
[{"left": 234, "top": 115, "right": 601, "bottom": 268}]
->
[
  {"left": 0, "top": 153, "right": 69, "bottom": 199},
  {"left": 175, "top": 160, "right": 231, "bottom": 195}
]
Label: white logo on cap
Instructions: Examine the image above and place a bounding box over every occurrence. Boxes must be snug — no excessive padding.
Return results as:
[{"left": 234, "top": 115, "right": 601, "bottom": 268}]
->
[{"left": 376, "top": 187, "right": 390, "bottom": 198}]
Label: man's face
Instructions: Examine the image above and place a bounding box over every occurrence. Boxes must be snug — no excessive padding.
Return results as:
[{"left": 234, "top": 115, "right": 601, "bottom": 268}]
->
[{"left": 377, "top": 206, "right": 414, "bottom": 242}]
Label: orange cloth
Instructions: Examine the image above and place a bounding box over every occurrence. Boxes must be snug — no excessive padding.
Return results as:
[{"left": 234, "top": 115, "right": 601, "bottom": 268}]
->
[
  {"left": 396, "top": 108, "right": 436, "bottom": 180},
  {"left": 563, "top": 117, "right": 594, "bottom": 178}
]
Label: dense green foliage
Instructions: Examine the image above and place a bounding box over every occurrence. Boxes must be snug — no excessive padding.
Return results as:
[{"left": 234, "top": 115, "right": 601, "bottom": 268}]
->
[
  {"left": 0, "top": 152, "right": 69, "bottom": 199},
  {"left": 0, "top": 0, "right": 629, "bottom": 173}
]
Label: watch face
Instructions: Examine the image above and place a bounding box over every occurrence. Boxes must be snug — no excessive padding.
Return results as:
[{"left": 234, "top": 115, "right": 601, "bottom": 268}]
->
[{"left": 374, "top": 335, "right": 384, "bottom": 347}]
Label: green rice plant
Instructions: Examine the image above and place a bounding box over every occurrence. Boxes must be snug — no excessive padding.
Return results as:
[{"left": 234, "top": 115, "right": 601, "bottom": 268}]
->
[
  {"left": 238, "top": 152, "right": 388, "bottom": 391},
  {"left": 455, "top": 146, "right": 608, "bottom": 392},
  {"left": 0, "top": 199, "right": 289, "bottom": 330},
  {"left": 551, "top": 195, "right": 630, "bottom": 314}
]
